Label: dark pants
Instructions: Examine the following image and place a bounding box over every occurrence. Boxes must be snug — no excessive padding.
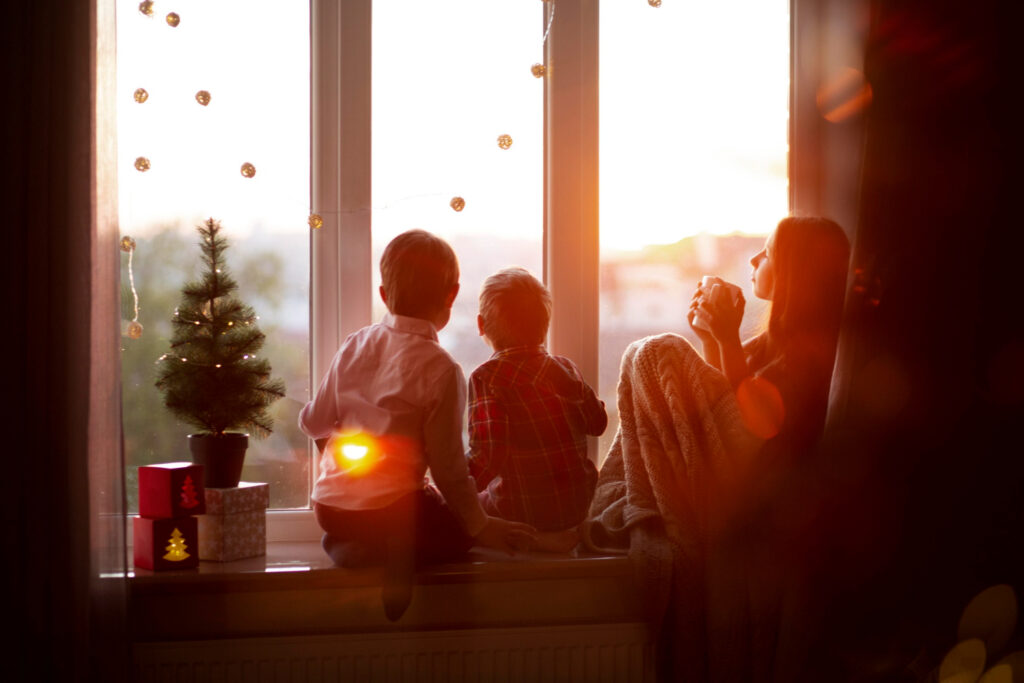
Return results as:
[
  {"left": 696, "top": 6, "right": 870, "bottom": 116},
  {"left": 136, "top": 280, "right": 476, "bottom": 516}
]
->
[{"left": 314, "top": 486, "right": 474, "bottom": 568}]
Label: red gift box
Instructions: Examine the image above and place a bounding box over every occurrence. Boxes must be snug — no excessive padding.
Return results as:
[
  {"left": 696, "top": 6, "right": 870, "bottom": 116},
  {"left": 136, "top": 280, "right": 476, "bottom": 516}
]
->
[
  {"left": 138, "top": 462, "right": 206, "bottom": 518},
  {"left": 133, "top": 515, "right": 199, "bottom": 571}
]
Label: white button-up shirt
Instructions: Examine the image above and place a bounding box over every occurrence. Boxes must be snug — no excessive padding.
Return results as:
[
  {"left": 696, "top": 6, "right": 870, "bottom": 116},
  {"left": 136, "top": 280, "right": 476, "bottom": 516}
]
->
[{"left": 299, "top": 313, "right": 487, "bottom": 536}]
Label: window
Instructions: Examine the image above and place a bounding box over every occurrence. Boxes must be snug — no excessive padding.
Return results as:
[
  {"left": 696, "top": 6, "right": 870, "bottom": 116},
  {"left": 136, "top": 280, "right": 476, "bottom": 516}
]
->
[
  {"left": 597, "top": 0, "right": 789, "bottom": 462},
  {"left": 372, "top": 0, "right": 544, "bottom": 376},
  {"left": 119, "top": 0, "right": 791, "bottom": 532},
  {"left": 117, "top": 0, "right": 311, "bottom": 511}
]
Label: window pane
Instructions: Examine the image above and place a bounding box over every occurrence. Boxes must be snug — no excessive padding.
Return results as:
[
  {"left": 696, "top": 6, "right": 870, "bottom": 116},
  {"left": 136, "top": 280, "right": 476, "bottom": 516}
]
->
[
  {"left": 372, "top": 1, "right": 544, "bottom": 377},
  {"left": 598, "top": 0, "right": 789, "bottom": 463},
  {"left": 117, "top": 0, "right": 311, "bottom": 509}
]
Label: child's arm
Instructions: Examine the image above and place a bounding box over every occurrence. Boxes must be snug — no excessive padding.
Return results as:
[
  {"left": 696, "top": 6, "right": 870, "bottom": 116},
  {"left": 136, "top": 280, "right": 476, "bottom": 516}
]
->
[
  {"left": 580, "top": 382, "right": 608, "bottom": 437},
  {"left": 423, "top": 365, "right": 490, "bottom": 537},
  {"left": 466, "top": 372, "right": 510, "bottom": 489},
  {"left": 558, "top": 358, "right": 609, "bottom": 437},
  {"left": 426, "top": 365, "right": 537, "bottom": 553},
  {"left": 298, "top": 349, "right": 343, "bottom": 441}
]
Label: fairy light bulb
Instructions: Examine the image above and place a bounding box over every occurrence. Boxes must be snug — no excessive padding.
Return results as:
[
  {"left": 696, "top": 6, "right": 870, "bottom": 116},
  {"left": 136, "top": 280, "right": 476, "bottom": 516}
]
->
[
  {"left": 531, "top": 63, "right": 546, "bottom": 78},
  {"left": 134, "top": 157, "right": 151, "bottom": 172},
  {"left": 308, "top": 213, "right": 323, "bottom": 230},
  {"left": 138, "top": 1, "right": 154, "bottom": 17},
  {"left": 133, "top": 88, "right": 149, "bottom": 103},
  {"left": 120, "top": 236, "right": 136, "bottom": 252},
  {"left": 450, "top": 196, "right": 465, "bottom": 212},
  {"left": 165, "top": 12, "right": 180, "bottom": 27},
  {"left": 195, "top": 90, "right": 211, "bottom": 106},
  {"left": 240, "top": 162, "right": 256, "bottom": 178},
  {"left": 497, "top": 134, "right": 513, "bottom": 150}
]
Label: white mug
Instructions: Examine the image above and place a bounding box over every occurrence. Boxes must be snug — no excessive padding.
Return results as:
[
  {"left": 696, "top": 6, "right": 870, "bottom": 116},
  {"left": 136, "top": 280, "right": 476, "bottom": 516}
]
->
[{"left": 692, "top": 276, "right": 742, "bottom": 332}]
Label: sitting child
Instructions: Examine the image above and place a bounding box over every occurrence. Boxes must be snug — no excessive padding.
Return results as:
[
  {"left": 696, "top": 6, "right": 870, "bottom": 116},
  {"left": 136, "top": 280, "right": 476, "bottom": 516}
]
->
[
  {"left": 298, "top": 231, "right": 536, "bottom": 616},
  {"left": 467, "top": 267, "right": 608, "bottom": 552}
]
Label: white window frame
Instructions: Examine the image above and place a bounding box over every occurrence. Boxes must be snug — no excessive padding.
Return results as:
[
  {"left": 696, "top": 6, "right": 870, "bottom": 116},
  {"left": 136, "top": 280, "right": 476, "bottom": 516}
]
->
[
  {"left": 276, "top": 0, "right": 806, "bottom": 541},
  {"left": 270, "top": 0, "right": 600, "bottom": 542}
]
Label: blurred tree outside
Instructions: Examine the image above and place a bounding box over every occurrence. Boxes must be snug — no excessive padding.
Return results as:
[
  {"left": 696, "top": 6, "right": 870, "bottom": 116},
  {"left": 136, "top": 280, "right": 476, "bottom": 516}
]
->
[{"left": 120, "top": 226, "right": 310, "bottom": 510}]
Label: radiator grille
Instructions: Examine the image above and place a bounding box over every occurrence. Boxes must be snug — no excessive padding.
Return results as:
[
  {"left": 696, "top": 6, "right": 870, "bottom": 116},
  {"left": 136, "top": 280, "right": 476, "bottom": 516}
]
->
[{"left": 134, "top": 623, "right": 654, "bottom": 682}]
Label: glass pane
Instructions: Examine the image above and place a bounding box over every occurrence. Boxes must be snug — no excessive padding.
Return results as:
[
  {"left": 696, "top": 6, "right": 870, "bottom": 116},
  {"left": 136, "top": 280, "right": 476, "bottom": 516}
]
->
[
  {"left": 599, "top": 0, "right": 790, "bottom": 464},
  {"left": 373, "top": 1, "right": 544, "bottom": 378},
  {"left": 117, "top": 0, "right": 311, "bottom": 509}
]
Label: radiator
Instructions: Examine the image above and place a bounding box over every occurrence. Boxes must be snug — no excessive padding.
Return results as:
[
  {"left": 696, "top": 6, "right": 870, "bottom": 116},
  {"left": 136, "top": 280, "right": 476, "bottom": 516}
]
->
[{"left": 133, "top": 623, "right": 654, "bottom": 682}]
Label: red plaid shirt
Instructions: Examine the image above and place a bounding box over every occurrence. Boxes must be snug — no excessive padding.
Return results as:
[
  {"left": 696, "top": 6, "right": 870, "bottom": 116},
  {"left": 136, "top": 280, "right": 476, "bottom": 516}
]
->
[{"left": 467, "top": 346, "right": 607, "bottom": 531}]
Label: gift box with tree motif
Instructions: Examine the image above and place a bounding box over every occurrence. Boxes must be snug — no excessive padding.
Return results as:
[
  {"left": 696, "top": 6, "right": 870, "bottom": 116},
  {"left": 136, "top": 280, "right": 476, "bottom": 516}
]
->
[{"left": 133, "top": 515, "right": 199, "bottom": 571}]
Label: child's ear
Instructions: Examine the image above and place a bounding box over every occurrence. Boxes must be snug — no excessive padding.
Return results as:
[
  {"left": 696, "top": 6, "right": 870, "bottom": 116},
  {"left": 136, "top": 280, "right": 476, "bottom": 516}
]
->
[
  {"left": 477, "top": 314, "right": 485, "bottom": 337},
  {"left": 378, "top": 285, "right": 388, "bottom": 306},
  {"left": 444, "top": 283, "right": 459, "bottom": 308}
]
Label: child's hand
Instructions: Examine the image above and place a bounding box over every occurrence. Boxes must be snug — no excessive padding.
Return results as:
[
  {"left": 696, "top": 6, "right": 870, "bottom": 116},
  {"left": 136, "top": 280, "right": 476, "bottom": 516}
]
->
[{"left": 474, "top": 516, "right": 538, "bottom": 555}]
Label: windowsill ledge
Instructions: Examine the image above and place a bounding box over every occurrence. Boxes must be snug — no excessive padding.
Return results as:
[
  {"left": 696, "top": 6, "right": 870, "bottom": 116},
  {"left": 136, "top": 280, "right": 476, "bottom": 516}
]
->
[{"left": 128, "top": 541, "right": 643, "bottom": 642}]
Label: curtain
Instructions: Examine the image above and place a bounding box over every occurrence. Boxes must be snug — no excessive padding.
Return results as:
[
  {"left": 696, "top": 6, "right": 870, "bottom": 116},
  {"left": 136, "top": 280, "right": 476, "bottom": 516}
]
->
[{"left": 3, "top": 1, "right": 128, "bottom": 681}]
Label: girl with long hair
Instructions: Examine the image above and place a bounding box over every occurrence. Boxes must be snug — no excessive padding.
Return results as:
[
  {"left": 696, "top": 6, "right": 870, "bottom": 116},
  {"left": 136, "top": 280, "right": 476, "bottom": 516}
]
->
[
  {"left": 689, "top": 215, "right": 851, "bottom": 458},
  {"left": 584, "top": 216, "right": 851, "bottom": 682}
]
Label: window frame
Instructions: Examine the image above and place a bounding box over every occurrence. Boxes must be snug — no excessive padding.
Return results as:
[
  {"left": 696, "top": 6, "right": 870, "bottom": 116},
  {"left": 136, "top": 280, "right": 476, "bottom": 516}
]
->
[{"left": 276, "top": 0, "right": 802, "bottom": 540}]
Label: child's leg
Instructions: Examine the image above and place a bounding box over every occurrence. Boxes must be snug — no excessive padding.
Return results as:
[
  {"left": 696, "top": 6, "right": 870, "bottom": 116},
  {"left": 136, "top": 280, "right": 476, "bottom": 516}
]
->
[
  {"left": 313, "top": 502, "right": 388, "bottom": 567},
  {"left": 412, "top": 485, "right": 475, "bottom": 565}
]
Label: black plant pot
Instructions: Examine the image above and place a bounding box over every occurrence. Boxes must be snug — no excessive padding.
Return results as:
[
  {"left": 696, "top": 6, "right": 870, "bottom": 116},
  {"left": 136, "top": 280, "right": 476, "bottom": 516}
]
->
[{"left": 188, "top": 433, "right": 249, "bottom": 488}]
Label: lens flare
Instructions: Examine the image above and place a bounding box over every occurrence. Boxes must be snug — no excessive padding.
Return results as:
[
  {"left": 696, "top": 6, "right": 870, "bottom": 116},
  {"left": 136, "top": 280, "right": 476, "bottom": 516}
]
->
[
  {"left": 736, "top": 375, "right": 785, "bottom": 439},
  {"left": 330, "top": 432, "right": 379, "bottom": 475},
  {"left": 816, "top": 67, "right": 873, "bottom": 123},
  {"left": 939, "top": 638, "right": 987, "bottom": 683},
  {"left": 340, "top": 444, "right": 368, "bottom": 460}
]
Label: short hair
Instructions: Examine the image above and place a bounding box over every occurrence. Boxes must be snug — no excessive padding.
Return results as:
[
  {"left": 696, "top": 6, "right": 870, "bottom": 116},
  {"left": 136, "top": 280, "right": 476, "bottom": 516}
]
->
[
  {"left": 479, "top": 267, "right": 551, "bottom": 349},
  {"left": 379, "top": 230, "right": 460, "bottom": 319}
]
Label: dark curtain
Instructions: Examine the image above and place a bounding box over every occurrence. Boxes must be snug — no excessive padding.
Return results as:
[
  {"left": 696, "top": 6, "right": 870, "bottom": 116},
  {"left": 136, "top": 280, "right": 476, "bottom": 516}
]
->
[
  {"left": 2, "top": 1, "right": 127, "bottom": 682},
  {"left": 807, "top": 0, "right": 1024, "bottom": 676}
]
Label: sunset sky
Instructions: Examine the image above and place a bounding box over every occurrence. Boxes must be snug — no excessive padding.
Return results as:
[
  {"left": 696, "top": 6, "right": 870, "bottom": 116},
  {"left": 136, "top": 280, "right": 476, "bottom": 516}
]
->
[{"left": 118, "top": 0, "right": 788, "bottom": 251}]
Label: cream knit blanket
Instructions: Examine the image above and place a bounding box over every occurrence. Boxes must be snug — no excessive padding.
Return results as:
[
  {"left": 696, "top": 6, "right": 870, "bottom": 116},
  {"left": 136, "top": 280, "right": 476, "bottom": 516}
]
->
[{"left": 582, "top": 333, "right": 763, "bottom": 680}]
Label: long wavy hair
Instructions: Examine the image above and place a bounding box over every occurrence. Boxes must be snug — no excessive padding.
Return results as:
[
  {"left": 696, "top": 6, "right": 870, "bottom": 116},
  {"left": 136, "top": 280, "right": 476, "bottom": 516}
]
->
[{"left": 750, "top": 216, "right": 851, "bottom": 376}]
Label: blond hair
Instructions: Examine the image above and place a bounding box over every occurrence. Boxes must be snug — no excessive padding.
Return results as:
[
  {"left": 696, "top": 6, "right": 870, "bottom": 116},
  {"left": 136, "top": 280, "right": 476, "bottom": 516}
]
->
[{"left": 479, "top": 267, "right": 551, "bottom": 349}]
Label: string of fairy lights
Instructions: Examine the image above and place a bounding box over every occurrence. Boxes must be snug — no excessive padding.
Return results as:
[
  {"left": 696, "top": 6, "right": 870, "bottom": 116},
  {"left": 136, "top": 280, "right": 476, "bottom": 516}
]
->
[{"left": 119, "top": 0, "right": 662, "bottom": 340}]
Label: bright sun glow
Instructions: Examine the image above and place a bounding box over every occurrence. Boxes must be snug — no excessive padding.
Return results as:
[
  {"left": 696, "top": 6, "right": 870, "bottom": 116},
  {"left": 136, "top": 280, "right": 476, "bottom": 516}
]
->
[
  {"left": 117, "top": 0, "right": 787, "bottom": 249},
  {"left": 340, "top": 444, "right": 369, "bottom": 461}
]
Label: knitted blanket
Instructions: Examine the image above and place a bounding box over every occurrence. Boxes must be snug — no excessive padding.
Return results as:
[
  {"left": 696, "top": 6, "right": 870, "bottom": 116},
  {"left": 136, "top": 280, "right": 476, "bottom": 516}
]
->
[{"left": 582, "top": 333, "right": 763, "bottom": 681}]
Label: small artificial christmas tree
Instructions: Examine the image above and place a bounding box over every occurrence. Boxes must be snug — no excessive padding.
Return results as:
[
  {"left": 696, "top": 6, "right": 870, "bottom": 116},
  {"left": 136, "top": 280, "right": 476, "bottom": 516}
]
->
[{"left": 155, "top": 218, "right": 285, "bottom": 439}]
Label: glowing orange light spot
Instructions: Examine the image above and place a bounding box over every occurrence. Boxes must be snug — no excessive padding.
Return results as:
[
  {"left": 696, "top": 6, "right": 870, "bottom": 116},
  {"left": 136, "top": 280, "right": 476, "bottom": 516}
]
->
[
  {"left": 939, "top": 638, "right": 987, "bottom": 683},
  {"left": 330, "top": 432, "right": 379, "bottom": 475},
  {"left": 816, "top": 67, "right": 873, "bottom": 123},
  {"left": 341, "top": 444, "right": 368, "bottom": 460},
  {"left": 736, "top": 375, "right": 785, "bottom": 439},
  {"left": 958, "top": 584, "right": 1018, "bottom": 657}
]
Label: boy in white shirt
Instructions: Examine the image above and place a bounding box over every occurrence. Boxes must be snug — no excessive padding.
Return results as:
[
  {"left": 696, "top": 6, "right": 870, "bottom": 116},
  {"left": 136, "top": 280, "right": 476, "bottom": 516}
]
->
[{"left": 299, "top": 230, "right": 536, "bottom": 586}]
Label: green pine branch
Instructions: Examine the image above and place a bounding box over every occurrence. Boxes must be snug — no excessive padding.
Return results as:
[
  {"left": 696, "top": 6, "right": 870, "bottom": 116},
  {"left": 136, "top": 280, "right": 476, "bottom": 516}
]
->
[{"left": 155, "top": 218, "right": 285, "bottom": 437}]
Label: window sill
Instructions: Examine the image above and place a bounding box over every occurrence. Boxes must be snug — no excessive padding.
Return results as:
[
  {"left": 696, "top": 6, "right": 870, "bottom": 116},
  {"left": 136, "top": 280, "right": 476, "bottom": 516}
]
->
[{"left": 127, "top": 540, "right": 642, "bottom": 643}]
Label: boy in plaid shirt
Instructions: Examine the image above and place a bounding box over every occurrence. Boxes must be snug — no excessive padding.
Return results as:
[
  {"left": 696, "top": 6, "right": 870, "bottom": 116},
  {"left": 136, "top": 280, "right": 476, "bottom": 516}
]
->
[{"left": 468, "top": 267, "right": 608, "bottom": 552}]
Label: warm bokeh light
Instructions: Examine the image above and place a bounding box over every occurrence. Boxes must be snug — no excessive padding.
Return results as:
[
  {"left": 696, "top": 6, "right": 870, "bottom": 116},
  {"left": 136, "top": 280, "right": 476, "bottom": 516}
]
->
[
  {"left": 340, "top": 444, "right": 368, "bottom": 461},
  {"left": 330, "top": 433, "right": 379, "bottom": 475},
  {"left": 979, "top": 664, "right": 1013, "bottom": 683},
  {"left": 940, "top": 638, "right": 988, "bottom": 683},
  {"left": 736, "top": 375, "right": 785, "bottom": 439},
  {"left": 958, "top": 584, "right": 1018, "bottom": 658},
  {"left": 816, "top": 67, "right": 873, "bottom": 123}
]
